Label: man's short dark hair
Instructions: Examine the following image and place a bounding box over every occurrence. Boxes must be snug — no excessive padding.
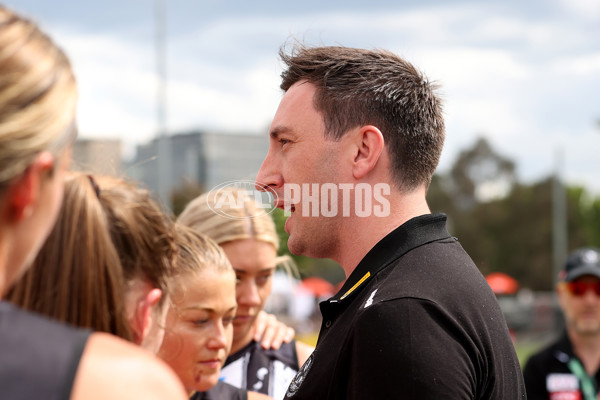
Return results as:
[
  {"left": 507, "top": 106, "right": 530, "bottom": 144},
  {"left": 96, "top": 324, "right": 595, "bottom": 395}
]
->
[{"left": 279, "top": 44, "right": 445, "bottom": 191}]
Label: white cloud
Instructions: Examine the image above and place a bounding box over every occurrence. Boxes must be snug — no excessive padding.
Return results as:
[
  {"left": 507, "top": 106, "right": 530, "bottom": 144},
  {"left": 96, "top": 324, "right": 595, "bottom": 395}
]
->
[
  {"left": 550, "top": 53, "right": 600, "bottom": 76},
  {"left": 164, "top": 63, "right": 280, "bottom": 134},
  {"left": 53, "top": 28, "right": 157, "bottom": 143},
  {"left": 557, "top": 0, "right": 600, "bottom": 20}
]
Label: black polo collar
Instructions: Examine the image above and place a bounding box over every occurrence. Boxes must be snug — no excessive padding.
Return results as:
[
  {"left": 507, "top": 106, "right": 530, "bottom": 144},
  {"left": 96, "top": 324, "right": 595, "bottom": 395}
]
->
[
  {"left": 553, "top": 332, "right": 576, "bottom": 363},
  {"left": 329, "top": 213, "right": 451, "bottom": 303}
]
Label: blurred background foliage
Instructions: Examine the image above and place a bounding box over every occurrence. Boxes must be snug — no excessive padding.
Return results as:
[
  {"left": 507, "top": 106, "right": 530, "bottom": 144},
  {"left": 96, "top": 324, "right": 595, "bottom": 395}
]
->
[{"left": 430, "top": 136, "right": 599, "bottom": 291}]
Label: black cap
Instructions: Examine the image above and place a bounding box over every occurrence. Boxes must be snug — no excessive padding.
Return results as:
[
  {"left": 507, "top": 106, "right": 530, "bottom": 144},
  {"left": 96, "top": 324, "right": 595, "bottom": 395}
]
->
[{"left": 562, "top": 248, "right": 600, "bottom": 282}]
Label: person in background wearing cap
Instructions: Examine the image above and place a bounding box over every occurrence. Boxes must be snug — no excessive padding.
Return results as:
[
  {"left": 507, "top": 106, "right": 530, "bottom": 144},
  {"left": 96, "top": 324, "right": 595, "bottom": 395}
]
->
[{"left": 524, "top": 247, "right": 600, "bottom": 400}]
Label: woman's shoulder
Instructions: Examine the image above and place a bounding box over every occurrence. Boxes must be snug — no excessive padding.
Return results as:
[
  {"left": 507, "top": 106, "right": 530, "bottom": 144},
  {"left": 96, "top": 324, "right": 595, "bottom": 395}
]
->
[{"left": 72, "top": 332, "right": 187, "bottom": 400}]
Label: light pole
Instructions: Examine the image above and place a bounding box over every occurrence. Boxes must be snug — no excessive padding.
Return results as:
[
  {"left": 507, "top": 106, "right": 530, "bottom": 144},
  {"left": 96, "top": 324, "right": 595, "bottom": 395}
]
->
[
  {"left": 552, "top": 147, "right": 567, "bottom": 331},
  {"left": 155, "top": 0, "right": 171, "bottom": 209}
]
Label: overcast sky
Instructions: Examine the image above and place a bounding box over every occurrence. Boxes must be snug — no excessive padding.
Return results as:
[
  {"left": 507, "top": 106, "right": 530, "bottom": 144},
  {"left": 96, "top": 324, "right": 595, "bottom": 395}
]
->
[{"left": 5, "top": 0, "right": 600, "bottom": 194}]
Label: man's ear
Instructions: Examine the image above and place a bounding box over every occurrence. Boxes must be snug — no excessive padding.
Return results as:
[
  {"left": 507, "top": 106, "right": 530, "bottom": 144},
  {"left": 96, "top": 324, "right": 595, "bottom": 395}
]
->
[
  {"left": 132, "top": 288, "right": 163, "bottom": 345},
  {"left": 555, "top": 283, "right": 567, "bottom": 310},
  {"left": 352, "top": 125, "right": 384, "bottom": 180},
  {"left": 7, "top": 151, "right": 55, "bottom": 222}
]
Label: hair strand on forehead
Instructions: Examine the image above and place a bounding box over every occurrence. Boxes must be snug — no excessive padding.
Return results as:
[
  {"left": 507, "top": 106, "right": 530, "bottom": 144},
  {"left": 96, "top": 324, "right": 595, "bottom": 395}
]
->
[{"left": 169, "top": 224, "right": 234, "bottom": 298}]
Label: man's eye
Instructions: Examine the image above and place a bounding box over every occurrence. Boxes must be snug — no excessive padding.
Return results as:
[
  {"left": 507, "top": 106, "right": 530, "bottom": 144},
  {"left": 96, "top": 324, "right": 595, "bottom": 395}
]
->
[{"left": 279, "top": 138, "right": 289, "bottom": 145}]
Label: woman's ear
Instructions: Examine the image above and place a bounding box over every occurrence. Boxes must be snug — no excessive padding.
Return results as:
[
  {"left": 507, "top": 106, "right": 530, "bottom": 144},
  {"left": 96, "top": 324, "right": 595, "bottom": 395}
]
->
[
  {"left": 131, "top": 288, "right": 163, "bottom": 345},
  {"left": 352, "top": 125, "right": 384, "bottom": 180},
  {"left": 6, "top": 151, "right": 55, "bottom": 222}
]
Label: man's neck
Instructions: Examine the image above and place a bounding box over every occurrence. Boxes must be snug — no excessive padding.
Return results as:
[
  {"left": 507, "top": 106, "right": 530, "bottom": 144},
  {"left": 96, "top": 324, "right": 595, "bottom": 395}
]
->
[
  {"left": 568, "top": 329, "right": 600, "bottom": 376},
  {"left": 334, "top": 190, "right": 431, "bottom": 277}
]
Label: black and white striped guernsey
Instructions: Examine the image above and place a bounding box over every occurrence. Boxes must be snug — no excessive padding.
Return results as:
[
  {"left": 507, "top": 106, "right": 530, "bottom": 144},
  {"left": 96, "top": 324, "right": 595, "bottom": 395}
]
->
[{"left": 219, "top": 339, "right": 300, "bottom": 399}]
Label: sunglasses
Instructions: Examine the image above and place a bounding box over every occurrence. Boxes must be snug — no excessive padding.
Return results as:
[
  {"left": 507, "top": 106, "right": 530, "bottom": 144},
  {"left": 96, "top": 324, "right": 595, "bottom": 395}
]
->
[{"left": 566, "top": 281, "right": 600, "bottom": 297}]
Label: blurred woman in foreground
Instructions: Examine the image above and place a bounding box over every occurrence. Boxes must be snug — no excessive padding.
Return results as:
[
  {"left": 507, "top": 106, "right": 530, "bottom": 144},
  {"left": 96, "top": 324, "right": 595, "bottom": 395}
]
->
[
  {"left": 0, "top": 5, "right": 185, "bottom": 399},
  {"left": 8, "top": 172, "right": 176, "bottom": 353}
]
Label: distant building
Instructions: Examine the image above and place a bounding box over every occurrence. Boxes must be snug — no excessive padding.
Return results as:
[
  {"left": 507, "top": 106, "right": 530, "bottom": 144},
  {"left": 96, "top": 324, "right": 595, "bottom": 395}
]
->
[
  {"left": 126, "top": 130, "right": 268, "bottom": 206},
  {"left": 72, "top": 138, "right": 122, "bottom": 175}
]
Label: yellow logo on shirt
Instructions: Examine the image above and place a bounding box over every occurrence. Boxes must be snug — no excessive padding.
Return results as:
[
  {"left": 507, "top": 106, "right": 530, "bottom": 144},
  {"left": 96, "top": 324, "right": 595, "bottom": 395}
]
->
[{"left": 340, "top": 272, "right": 371, "bottom": 300}]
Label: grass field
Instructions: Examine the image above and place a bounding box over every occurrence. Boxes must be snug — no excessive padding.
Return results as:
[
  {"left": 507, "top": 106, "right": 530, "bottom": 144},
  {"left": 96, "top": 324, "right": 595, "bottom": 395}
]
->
[{"left": 516, "top": 340, "right": 546, "bottom": 366}]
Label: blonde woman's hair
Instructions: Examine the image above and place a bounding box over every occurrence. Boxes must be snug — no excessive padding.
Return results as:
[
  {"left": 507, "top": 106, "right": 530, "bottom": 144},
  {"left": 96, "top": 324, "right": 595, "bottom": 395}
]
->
[
  {"left": 0, "top": 5, "right": 78, "bottom": 187},
  {"left": 177, "top": 187, "right": 298, "bottom": 279},
  {"left": 168, "top": 223, "right": 234, "bottom": 302},
  {"left": 178, "top": 187, "right": 279, "bottom": 249},
  {"left": 7, "top": 172, "right": 133, "bottom": 340},
  {"left": 173, "top": 223, "right": 233, "bottom": 277}
]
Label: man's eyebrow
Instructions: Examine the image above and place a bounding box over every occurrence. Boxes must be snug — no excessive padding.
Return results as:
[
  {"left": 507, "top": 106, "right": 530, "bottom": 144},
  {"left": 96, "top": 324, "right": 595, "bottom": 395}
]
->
[{"left": 269, "top": 126, "right": 291, "bottom": 139}]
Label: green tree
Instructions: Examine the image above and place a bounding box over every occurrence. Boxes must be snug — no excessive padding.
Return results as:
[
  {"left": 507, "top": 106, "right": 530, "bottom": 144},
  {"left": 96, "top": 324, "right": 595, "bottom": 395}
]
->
[
  {"left": 448, "top": 137, "right": 516, "bottom": 209},
  {"left": 427, "top": 135, "right": 600, "bottom": 291},
  {"left": 170, "top": 182, "right": 204, "bottom": 216},
  {"left": 570, "top": 187, "right": 600, "bottom": 247}
]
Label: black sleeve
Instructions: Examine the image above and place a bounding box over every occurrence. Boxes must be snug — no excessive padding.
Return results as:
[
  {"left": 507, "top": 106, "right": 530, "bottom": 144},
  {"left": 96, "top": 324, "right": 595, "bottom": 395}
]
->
[
  {"left": 523, "top": 355, "right": 550, "bottom": 400},
  {"left": 59, "top": 328, "right": 91, "bottom": 400},
  {"left": 207, "top": 381, "right": 247, "bottom": 400},
  {"left": 347, "top": 299, "right": 476, "bottom": 400}
]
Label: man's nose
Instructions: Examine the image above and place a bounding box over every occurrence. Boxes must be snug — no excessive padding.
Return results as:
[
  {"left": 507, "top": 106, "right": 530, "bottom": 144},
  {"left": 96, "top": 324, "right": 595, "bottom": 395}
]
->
[{"left": 255, "top": 148, "right": 282, "bottom": 192}]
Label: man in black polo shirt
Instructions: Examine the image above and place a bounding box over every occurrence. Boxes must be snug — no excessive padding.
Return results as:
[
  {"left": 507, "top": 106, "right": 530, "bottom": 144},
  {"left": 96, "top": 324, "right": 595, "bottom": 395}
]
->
[
  {"left": 524, "top": 248, "right": 600, "bottom": 400},
  {"left": 256, "top": 44, "right": 525, "bottom": 399}
]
